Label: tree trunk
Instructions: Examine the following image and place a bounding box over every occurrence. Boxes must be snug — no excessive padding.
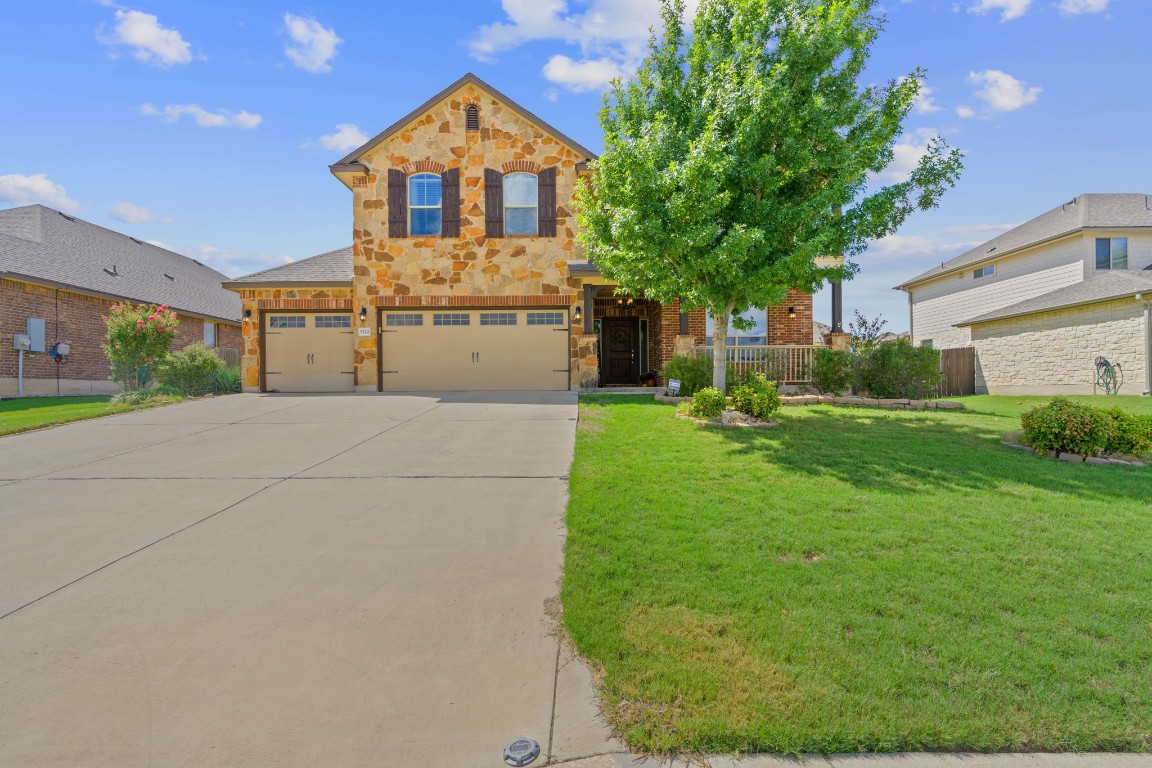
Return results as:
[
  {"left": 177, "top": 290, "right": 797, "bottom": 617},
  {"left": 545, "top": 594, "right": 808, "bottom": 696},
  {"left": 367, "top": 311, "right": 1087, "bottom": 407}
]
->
[{"left": 711, "top": 303, "right": 734, "bottom": 394}]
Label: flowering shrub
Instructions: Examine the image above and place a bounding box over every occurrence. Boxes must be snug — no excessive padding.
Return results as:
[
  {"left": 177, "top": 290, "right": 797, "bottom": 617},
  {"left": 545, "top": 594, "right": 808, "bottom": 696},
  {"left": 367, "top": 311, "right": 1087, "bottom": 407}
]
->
[{"left": 103, "top": 303, "right": 179, "bottom": 390}]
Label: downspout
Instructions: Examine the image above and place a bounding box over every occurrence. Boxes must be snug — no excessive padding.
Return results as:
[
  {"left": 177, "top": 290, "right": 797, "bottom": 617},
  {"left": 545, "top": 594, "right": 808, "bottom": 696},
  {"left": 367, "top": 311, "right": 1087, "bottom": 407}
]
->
[
  {"left": 906, "top": 289, "right": 914, "bottom": 344},
  {"left": 1143, "top": 295, "right": 1151, "bottom": 396}
]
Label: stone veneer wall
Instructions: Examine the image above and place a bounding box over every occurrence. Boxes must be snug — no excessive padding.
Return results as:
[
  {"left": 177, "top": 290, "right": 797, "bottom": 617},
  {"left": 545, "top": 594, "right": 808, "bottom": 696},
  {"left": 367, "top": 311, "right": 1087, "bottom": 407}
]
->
[
  {"left": 348, "top": 82, "right": 585, "bottom": 390},
  {"left": 970, "top": 297, "right": 1149, "bottom": 395},
  {"left": 235, "top": 288, "right": 354, "bottom": 391}
]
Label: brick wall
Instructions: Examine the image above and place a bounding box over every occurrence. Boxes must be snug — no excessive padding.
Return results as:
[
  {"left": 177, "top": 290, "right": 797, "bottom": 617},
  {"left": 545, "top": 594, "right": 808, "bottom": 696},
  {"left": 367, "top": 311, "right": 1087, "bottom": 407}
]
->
[
  {"left": 1, "top": 278, "right": 241, "bottom": 395},
  {"left": 766, "top": 290, "right": 814, "bottom": 346}
]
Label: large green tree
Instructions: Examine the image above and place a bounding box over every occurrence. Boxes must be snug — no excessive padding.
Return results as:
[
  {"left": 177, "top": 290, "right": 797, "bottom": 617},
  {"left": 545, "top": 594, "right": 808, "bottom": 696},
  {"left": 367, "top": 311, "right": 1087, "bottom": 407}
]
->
[{"left": 575, "top": 0, "right": 964, "bottom": 392}]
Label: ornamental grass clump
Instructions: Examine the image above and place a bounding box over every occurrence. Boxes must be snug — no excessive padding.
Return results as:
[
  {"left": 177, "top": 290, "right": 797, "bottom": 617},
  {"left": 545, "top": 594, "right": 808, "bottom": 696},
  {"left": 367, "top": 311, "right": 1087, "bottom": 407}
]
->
[
  {"left": 102, "top": 303, "right": 178, "bottom": 390},
  {"left": 1020, "top": 398, "right": 1111, "bottom": 458}
]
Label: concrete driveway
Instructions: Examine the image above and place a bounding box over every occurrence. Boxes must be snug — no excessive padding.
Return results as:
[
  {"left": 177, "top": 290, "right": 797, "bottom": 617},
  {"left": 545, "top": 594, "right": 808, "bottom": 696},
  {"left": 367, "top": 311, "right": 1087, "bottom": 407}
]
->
[{"left": 0, "top": 393, "right": 618, "bottom": 767}]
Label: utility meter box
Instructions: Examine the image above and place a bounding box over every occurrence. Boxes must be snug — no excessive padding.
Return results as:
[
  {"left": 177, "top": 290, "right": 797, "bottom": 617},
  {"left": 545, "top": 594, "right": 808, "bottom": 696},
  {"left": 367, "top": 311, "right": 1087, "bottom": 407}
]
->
[
  {"left": 25, "top": 317, "right": 46, "bottom": 353},
  {"left": 13, "top": 334, "right": 31, "bottom": 351}
]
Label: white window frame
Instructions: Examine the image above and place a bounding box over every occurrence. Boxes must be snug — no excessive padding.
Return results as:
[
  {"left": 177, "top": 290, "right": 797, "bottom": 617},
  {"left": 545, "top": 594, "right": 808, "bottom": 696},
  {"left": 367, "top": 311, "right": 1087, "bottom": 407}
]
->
[
  {"left": 203, "top": 322, "right": 216, "bottom": 347},
  {"left": 1095, "top": 237, "right": 1129, "bottom": 271},
  {"left": 973, "top": 265, "right": 995, "bottom": 279},
  {"left": 409, "top": 173, "right": 442, "bottom": 237},
  {"left": 503, "top": 172, "right": 538, "bottom": 236}
]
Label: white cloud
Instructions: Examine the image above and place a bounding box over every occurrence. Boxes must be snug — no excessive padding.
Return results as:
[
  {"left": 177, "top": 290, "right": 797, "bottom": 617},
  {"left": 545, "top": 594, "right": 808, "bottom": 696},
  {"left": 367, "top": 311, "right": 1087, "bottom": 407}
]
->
[
  {"left": 875, "top": 128, "right": 940, "bottom": 184},
  {"left": 470, "top": 0, "right": 700, "bottom": 93},
  {"left": 0, "top": 173, "right": 80, "bottom": 212},
  {"left": 99, "top": 9, "right": 193, "bottom": 67},
  {"left": 1058, "top": 0, "right": 1109, "bottom": 13},
  {"left": 955, "top": 105, "right": 977, "bottom": 119},
  {"left": 542, "top": 55, "right": 627, "bottom": 92},
  {"left": 913, "top": 82, "right": 940, "bottom": 114},
  {"left": 305, "top": 123, "right": 369, "bottom": 152},
  {"left": 110, "top": 202, "right": 173, "bottom": 224},
  {"left": 282, "top": 14, "right": 342, "bottom": 73},
  {"left": 180, "top": 244, "right": 294, "bottom": 278},
  {"left": 967, "top": 69, "right": 1041, "bottom": 112},
  {"left": 967, "top": 0, "right": 1033, "bottom": 21},
  {"left": 140, "top": 103, "right": 263, "bottom": 129}
]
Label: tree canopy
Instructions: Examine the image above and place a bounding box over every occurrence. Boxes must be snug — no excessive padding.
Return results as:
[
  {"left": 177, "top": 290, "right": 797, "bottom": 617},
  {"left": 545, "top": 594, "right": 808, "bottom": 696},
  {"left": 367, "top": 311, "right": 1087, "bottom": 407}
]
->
[{"left": 574, "top": 0, "right": 964, "bottom": 391}]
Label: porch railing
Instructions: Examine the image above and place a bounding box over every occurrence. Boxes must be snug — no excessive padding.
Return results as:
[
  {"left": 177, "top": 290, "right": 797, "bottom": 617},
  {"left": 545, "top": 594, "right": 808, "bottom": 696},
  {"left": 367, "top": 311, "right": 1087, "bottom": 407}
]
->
[{"left": 700, "top": 345, "right": 825, "bottom": 384}]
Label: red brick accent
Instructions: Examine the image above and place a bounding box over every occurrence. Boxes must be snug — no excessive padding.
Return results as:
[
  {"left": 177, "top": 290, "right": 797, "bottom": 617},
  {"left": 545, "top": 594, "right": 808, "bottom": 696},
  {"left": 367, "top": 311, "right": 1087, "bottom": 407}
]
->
[
  {"left": 255, "top": 298, "right": 353, "bottom": 310},
  {"left": 0, "top": 278, "right": 241, "bottom": 385},
  {"left": 373, "top": 294, "right": 571, "bottom": 308},
  {"left": 352, "top": 176, "right": 368, "bottom": 189},
  {"left": 766, "top": 290, "right": 813, "bottom": 346},
  {"left": 501, "top": 160, "right": 542, "bottom": 174},
  {"left": 401, "top": 159, "right": 447, "bottom": 175}
]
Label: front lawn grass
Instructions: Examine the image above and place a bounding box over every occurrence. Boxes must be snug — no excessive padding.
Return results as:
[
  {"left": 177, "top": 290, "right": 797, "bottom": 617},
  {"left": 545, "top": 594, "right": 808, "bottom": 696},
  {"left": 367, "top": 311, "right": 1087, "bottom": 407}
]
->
[
  {"left": 0, "top": 395, "right": 177, "bottom": 436},
  {"left": 563, "top": 395, "right": 1152, "bottom": 755},
  {"left": 955, "top": 394, "right": 1152, "bottom": 420}
]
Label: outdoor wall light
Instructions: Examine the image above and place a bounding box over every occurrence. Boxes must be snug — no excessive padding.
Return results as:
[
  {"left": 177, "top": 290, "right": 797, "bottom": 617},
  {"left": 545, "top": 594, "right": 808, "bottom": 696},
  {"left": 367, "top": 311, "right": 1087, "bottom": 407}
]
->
[
  {"left": 787, "top": 306, "right": 796, "bottom": 320},
  {"left": 243, "top": 309, "right": 252, "bottom": 322},
  {"left": 573, "top": 304, "right": 582, "bottom": 323},
  {"left": 359, "top": 307, "right": 368, "bottom": 323}
]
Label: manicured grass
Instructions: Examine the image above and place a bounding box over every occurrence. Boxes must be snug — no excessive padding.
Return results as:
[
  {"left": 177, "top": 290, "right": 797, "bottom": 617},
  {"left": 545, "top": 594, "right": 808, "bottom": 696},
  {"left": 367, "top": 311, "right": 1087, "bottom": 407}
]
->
[
  {"left": 563, "top": 395, "right": 1152, "bottom": 755},
  {"left": 955, "top": 394, "right": 1152, "bottom": 420},
  {"left": 0, "top": 395, "right": 178, "bottom": 436}
]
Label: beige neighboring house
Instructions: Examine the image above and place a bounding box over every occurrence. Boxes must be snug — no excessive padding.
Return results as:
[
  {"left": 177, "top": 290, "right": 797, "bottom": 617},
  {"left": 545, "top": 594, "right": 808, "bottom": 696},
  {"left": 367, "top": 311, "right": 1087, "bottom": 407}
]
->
[{"left": 896, "top": 194, "right": 1152, "bottom": 395}]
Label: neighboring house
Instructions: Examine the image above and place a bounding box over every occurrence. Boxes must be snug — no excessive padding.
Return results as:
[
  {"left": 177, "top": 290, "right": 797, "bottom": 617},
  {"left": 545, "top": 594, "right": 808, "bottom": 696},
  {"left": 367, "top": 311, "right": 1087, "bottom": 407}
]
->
[
  {"left": 224, "top": 73, "right": 813, "bottom": 393},
  {"left": 896, "top": 194, "right": 1152, "bottom": 395},
  {"left": 0, "top": 205, "right": 242, "bottom": 397}
]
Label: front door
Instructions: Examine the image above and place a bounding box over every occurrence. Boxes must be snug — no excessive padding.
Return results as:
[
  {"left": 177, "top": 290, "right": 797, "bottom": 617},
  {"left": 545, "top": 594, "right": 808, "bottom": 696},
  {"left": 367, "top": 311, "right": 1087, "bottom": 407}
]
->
[{"left": 600, "top": 317, "right": 639, "bottom": 386}]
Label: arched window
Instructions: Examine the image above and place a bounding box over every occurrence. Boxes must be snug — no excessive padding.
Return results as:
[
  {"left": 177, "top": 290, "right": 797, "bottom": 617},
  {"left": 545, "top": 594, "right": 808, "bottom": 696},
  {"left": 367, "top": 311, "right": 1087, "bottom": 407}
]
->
[
  {"left": 503, "top": 173, "right": 538, "bottom": 235},
  {"left": 408, "top": 173, "right": 442, "bottom": 236},
  {"left": 465, "top": 104, "right": 480, "bottom": 131}
]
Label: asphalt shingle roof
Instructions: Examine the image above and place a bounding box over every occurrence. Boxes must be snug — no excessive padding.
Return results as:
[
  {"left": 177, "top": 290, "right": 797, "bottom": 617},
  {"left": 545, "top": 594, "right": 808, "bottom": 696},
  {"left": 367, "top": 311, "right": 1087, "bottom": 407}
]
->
[
  {"left": 0, "top": 205, "right": 241, "bottom": 322},
  {"left": 957, "top": 270, "right": 1152, "bottom": 326},
  {"left": 223, "top": 246, "right": 353, "bottom": 285},
  {"left": 898, "top": 193, "right": 1152, "bottom": 289}
]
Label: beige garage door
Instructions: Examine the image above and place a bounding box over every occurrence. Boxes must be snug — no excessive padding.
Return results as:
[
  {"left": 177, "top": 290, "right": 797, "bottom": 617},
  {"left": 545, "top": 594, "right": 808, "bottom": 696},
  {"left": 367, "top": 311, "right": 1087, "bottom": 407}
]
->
[
  {"left": 264, "top": 313, "right": 355, "bottom": 392},
  {"left": 379, "top": 309, "right": 569, "bottom": 391}
]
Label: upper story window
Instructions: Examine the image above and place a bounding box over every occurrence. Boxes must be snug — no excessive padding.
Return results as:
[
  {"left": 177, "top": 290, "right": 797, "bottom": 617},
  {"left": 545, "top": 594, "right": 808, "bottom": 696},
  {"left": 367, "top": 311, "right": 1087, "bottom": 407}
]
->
[
  {"left": 408, "top": 173, "right": 442, "bottom": 236},
  {"left": 1095, "top": 237, "right": 1128, "bottom": 270},
  {"left": 504, "top": 173, "right": 538, "bottom": 235},
  {"left": 973, "top": 264, "right": 995, "bottom": 279}
]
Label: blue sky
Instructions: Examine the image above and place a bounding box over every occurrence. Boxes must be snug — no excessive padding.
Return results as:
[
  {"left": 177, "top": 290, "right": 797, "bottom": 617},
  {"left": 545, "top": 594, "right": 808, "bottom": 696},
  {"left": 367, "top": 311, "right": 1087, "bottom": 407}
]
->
[{"left": 2, "top": 0, "right": 1148, "bottom": 331}]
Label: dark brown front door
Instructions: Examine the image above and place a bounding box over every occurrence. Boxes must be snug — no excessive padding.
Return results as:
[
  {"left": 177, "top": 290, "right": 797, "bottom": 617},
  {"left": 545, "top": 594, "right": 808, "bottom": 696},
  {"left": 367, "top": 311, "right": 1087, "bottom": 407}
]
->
[{"left": 601, "top": 317, "right": 639, "bottom": 386}]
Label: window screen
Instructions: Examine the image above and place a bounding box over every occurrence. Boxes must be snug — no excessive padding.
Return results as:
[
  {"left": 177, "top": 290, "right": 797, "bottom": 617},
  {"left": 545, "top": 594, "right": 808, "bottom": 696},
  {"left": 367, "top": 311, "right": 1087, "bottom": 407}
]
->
[{"left": 504, "top": 173, "right": 538, "bottom": 235}]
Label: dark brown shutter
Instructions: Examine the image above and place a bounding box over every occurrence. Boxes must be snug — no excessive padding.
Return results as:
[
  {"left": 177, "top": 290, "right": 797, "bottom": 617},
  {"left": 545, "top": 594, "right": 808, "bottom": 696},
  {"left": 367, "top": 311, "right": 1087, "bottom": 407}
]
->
[
  {"left": 538, "top": 167, "right": 557, "bottom": 237},
  {"left": 440, "top": 168, "right": 460, "bottom": 238},
  {"left": 387, "top": 169, "right": 408, "bottom": 238},
  {"left": 484, "top": 168, "right": 504, "bottom": 238}
]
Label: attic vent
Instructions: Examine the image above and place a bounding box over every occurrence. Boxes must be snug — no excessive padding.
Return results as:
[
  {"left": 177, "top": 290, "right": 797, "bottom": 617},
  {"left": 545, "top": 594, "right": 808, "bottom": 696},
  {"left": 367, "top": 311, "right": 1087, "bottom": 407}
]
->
[
  {"left": 130, "top": 237, "right": 144, "bottom": 245},
  {"left": 104, "top": 265, "right": 119, "bottom": 277},
  {"left": 465, "top": 104, "right": 480, "bottom": 132},
  {"left": 163, "top": 273, "right": 175, "bottom": 280},
  {"left": 58, "top": 212, "right": 77, "bottom": 222},
  {"left": 352, "top": 176, "right": 368, "bottom": 189},
  {"left": 986, "top": 246, "right": 996, "bottom": 253}
]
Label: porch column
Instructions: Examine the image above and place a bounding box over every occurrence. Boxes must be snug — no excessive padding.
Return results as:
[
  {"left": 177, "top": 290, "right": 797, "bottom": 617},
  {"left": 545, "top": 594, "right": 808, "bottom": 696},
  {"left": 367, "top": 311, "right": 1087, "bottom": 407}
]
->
[
  {"left": 583, "top": 284, "right": 594, "bottom": 334},
  {"left": 831, "top": 280, "right": 844, "bottom": 333}
]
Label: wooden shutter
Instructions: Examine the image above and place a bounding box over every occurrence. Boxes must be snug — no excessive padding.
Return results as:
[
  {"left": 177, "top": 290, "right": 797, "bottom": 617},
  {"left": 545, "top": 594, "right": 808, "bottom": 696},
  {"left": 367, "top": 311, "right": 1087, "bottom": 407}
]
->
[
  {"left": 538, "top": 167, "right": 557, "bottom": 237},
  {"left": 387, "top": 169, "right": 408, "bottom": 238},
  {"left": 441, "top": 168, "right": 460, "bottom": 238},
  {"left": 484, "top": 168, "right": 504, "bottom": 238}
]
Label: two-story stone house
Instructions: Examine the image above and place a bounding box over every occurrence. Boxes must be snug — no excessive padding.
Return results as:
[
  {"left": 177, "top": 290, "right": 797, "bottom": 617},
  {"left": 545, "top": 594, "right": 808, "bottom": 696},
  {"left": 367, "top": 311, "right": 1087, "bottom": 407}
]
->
[
  {"left": 897, "top": 194, "right": 1152, "bottom": 395},
  {"left": 224, "top": 74, "right": 813, "bottom": 393}
]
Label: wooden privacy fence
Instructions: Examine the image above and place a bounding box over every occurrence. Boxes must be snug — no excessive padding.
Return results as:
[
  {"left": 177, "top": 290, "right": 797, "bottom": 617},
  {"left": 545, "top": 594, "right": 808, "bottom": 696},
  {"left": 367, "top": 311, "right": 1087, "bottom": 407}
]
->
[
  {"left": 701, "top": 345, "right": 823, "bottom": 384},
  {"left": 215, "top": 348, "right": 242, "bottom": 368},
  {"left": 938, "top": 346, "right": 976, "bottom": 397}
]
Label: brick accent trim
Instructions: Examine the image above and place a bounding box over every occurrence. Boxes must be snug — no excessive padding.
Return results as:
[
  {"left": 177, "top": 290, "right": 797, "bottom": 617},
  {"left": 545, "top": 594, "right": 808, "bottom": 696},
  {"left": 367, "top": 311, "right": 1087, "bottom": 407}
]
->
[
  {"left": 401, "top": 159, "right": 447, "bottom": 175},
  {"left": 256, "top": 298, "right": 353, "bottom": 310},
  {"left": 501, "top": 160, "right": 542, "bottom": 174},
  {"left": 372, "top": 294, "right": 572, "bottom": 308}
]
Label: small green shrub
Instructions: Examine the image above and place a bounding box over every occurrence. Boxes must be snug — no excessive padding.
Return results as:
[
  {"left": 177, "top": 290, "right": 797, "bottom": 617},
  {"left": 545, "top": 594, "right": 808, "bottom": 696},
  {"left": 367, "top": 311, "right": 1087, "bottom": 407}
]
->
[
  {"left": 155, "top": 342, "right": 224, "bottom": 397},
  {"left": 1100, "top": 407, "right": 1152, "bottom": 455},
  {"left": 855, "top": 340, "right": 942, "bottom": 399},
  {"left": 1021, "top": 398, "right": 1111, "bottom": 457},
  {"left": 662, "top": 354, "right": 713, "bottom": 397},
  {"left": 691, "top": 387, "right": 727, "bottom": 420},
  {"left": 208, "top": 366, "right": 242, "bottom": 395},
  {"left": 811, "top": 348, "right": 853, "bottom": 396},
  {"left": 111, "top": 387, "right": 183, "bottom": 405},
  {"left": 730, "top": 372, "right": 781, "bottom": 420}
]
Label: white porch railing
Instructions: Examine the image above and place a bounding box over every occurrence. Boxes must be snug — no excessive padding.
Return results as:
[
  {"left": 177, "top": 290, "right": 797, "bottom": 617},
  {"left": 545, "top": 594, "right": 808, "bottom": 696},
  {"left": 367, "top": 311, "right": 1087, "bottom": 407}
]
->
[{"left": 701, "top": 345, "right": 825, "bottom": 384}]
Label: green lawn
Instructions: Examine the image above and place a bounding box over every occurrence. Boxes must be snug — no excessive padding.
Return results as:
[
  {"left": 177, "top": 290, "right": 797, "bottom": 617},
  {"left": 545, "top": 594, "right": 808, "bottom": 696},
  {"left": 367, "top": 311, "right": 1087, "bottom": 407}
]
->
[
  {"left": 955, "top": 394, "right": 1152, "bottom": 420},
  {"left": 0, "top": 395, "right": 178, "bottom": 436},
  {"left": 563, "top": 395, "right": 1152, "bottom": 755}
]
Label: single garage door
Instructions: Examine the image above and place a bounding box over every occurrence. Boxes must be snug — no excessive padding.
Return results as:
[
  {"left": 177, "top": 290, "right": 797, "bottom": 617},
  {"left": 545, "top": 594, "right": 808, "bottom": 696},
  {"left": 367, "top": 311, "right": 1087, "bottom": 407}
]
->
[
  {"left": 379, "top": 309, "right": 569, "bottom": 391},
  {"left": 264, "top": 313, "right": 355, "bottom": 392}
]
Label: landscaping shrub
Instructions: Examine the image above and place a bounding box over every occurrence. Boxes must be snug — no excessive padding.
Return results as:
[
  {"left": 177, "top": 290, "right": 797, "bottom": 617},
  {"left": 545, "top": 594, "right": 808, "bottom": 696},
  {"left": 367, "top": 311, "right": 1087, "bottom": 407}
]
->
[
  {"left": 103, "top": 303, "right": 179, "bottom": 391},
  {"left": 1100, "top": 407, "right": 1152, "bottom": 455},
  {"left": 811, "top": 348, "right": 853, "bottom": 396},
  {"left": 855, "top": 340, "right": 941, "bottom": 399},
  {"left": 690, "top": 387, "right": 727, "bottom": 420},
  {"left": 155, "top": 342, "right": 224, "bottom": 397},
  {"left": 208, "top": 366, "right": 243, "bottom": 395},
  {"left": 111, "top": 387, "right": 182, "bottom": 405},
  {"left": 662, "top": 354, "right": 713, "bottom": 396},
  {"left": 1021, "top": 398, "right": 1111, "bottom": 457},
  {"left": 729, "top": 372, "right": 781, "bottom": 420}
]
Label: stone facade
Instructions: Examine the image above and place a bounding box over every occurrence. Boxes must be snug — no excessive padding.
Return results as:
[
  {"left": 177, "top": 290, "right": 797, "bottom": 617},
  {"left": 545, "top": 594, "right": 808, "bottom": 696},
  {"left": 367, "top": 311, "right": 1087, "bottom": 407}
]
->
[
  {"left": 1, "top": 277, "right": 241, "bottom": 397},
  {"left": 970, "top": 297, "right": 1149, "bottom": 395}
]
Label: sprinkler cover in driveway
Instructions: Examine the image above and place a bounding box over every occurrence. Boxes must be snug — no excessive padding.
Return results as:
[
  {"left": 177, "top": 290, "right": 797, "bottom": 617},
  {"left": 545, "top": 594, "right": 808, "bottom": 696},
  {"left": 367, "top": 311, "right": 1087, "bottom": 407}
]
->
[{"left": 503, "top": 737, "right": 540, "bottom": 766}]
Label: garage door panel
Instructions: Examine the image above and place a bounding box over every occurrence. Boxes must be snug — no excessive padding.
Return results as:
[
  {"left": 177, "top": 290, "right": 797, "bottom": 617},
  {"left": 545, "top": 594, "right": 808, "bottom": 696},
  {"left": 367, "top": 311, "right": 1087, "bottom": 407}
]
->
[{"left": 264, "top": 314, "right": 354, "bottom": 393}]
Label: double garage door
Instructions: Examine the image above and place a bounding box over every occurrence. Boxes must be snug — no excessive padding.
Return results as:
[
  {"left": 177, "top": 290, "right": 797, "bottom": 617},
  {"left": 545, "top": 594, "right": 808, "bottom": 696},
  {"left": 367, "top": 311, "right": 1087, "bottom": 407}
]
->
[
  {"left": 379, "top": 309, "right": 570, "bottom": 391},
  {"left": 264, "top": 313, "right": 355, "bottom": 393}
]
